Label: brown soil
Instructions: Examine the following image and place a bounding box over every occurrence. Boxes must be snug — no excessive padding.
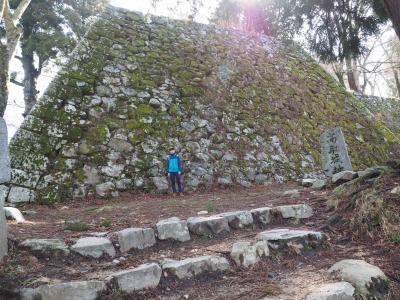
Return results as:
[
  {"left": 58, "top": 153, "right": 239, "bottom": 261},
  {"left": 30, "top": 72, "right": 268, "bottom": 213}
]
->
[{"left": 0, "top": 183, "right": 399, "bottom": 300}]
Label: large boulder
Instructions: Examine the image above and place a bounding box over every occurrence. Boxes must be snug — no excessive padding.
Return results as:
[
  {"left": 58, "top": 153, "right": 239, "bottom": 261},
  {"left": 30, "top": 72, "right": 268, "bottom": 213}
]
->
[
  {"left": 187, "top": 216, "right": 230, "bottom": 236},
  {"left": 162, "top": 255, "right": 230, "bottom": 279},
  {"left": 305, "top": 282, "right": 355, "bottom": 300},
  {"left": 230, "top": 240, "right": 269, "bottom": 268},
  {"left": 156, "top": 217, "right": 191, "bottom": 242},
  {"left": 116, "top": 227, "right": 156, "bottom": 252},
  {"left": 71, "top": 237, "right": 115, "bottom": 258},
  {"left": 220, "top": 210, "right": 254, "bottom": 229},
  {"left": 109, "top": 263, "right": 162, "bottom": 292},
  {"left": 20, "top": 239, "right": 70, "bottom": 257},
  {"left": 328, "top": 259, "right": 389, "bottom": 299},
  {"left": 20, "top": 280, "right": 106, "bottom": 300}
]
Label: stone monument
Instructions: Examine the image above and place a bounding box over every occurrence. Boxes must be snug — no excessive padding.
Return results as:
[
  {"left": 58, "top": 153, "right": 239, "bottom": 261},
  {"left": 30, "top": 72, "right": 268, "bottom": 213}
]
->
[
  {"left": 0, "top": 117, "right": 10, "bottom": 261},
  {"left": 320, "top": 127, "right": 353, "bottom": 176}
]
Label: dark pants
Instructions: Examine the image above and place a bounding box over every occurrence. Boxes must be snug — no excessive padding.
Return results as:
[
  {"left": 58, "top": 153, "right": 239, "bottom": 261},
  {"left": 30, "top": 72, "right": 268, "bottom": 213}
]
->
[{"left": 169, "top": 172, "right": 183, "bottom": 193}]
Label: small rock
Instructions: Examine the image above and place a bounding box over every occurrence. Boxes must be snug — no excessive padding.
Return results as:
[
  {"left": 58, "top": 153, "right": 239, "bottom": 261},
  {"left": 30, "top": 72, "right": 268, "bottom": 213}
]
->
[
  {"left": 197, "top": 210, "right": 208, "bottom": 215},
  {"left": 276, "top": 204, "right": 313, "bottom": 219},
  {"left": 390, "top": 186, "right": 400, "bottom": 194},
  {"left": 312, "top": 179, "right": 327, "bottom": 190},
  {"left": 149, "top": 98, "right": 161, "bottom": 108},
  {"left": 305, "top": 282, "right": 355, "bottom": 300},
  {"left": 250, "top": 207, "right": 273, "bottom": 226},
  {"left": 230, "top": 240, "right": 269, "bottom": 267},
  {"left": 328, "top": 259, "right": 389, "bottom": 299},
  {"left": 302, "top": 179, "right": 317, "bottom": 187},
  {"left": 4, "top": 207, "right": 26, "bottom": 223},
  {"left": 220, "top": 211, "right": 254, "bottom": 229},
  {"left": 332, "top": 171, "right": 357, "bottom": 184},
  {"left": 283, "top": 189, "right": 300, "bottom": 198},
  {"left": 71, "top": 237, "right": 115, "bottom": 258}
]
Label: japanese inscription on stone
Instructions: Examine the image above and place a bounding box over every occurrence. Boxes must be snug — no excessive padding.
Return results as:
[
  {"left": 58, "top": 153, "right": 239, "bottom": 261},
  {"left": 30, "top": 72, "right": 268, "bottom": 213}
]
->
[{"left": 320, "top": 127, "right": 353, "bottom": 176}]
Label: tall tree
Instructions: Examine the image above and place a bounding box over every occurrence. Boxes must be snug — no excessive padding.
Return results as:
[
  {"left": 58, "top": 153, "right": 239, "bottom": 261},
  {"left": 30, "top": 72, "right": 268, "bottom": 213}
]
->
[
  {"left": 7, "top": 0, "right": 106, "bottom": 116},
  {"left": 0, "top": 0, "right": 32, "bottom": 262},
  {"left": 380, "top": 0, "right": 400, "bottom": 40}
]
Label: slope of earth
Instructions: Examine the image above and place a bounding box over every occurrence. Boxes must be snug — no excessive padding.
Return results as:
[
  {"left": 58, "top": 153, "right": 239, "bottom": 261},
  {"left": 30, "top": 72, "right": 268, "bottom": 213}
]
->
[
  {"left": 1, "top": 6, "right": 399, "bottom": 204},
  {"left": 1, "top": 183, "right": 399, "bottom": 299}
]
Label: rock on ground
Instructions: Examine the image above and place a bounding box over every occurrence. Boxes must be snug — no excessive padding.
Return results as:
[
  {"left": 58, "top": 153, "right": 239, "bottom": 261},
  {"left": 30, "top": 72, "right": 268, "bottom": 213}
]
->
[
  {"left": 312, "top": 179, "right": 328, "bottom": 190},
  {"left": 283, "top": 189, "right": 300, "bottom": 198},
  {"left": 230, "top": 240, "right": 269, "bottom": 268},
  {"left": 328, "top": 259, "right": 388, "bottom": 298},
  {"left": 220, "top": 210, "right": 254, "bottom": 229},
  {"left": 20, "top": 280, "right": 106, "bottom": 300},
  {"left": 109, "top": 263, "right": 162, "bottom": 292},
  {"left": 302, "top": 179, "right": 317, "bottom": 187},
  {"left": 162, "top": 255, "right": 230, "bottom": 279},
  {"left": 250, "top": 207, "right": 273, "bottom": 226},
  {"left": 20, "top": 239, "right": 70, "bottom": 257},
  {"left": 71, "top": 237, "right": 115, "bottom": 258},
  {"left": 156, "top": 217, "right": 191, "bottom": 242},
  {"left": 305, "top": 282, "right": 355, "bottom": 300},
  {"left": 187, "top": 216, "right": 230, "bottom": 236},
  {"left": 4, "top": 207, "right": 26, "bottom": 223},
  {"left": 332, "top": 171, "right": 357, "bottom": 184},
  {"left": 257, "top": 228, "right": 326, "bottom": 250},
  {"left": 117, "top": 227, "right": 156, "bottom": 252},
  {"left": 277, "top": 204, "right": 313, "bottom": 219}
]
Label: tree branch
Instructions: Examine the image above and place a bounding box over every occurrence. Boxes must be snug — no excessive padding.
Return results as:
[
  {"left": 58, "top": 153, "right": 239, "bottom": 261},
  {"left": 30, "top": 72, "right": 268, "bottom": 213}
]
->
[
  {"left": 10, "top": 78, "right": 23, "bottom": 87},
  {"left": 12, "top": 0, "right": 31, "bottom": 24}
]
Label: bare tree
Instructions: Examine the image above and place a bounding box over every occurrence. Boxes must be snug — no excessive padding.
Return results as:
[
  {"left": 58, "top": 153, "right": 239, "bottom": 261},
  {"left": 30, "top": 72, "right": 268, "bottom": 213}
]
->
[{"left": 0, "top": 0, "right": 32, "bottom": 262}]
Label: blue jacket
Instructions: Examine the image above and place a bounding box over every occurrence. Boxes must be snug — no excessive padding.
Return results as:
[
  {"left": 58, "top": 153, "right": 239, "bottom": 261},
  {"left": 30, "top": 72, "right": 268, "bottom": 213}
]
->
[{"left": 166, "top": 154, "right": 182, "bottom": 173}]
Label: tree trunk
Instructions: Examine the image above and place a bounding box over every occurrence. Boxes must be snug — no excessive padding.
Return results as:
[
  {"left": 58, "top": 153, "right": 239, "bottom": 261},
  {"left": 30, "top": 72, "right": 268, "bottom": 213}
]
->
[
  {"left": 345, "top": 56, "right": 360, "bottom": 92},
  {"left": 393, "top": 69, "right": 400, "bottom": 97},
  {"left": 382, "top": 0, "right": 400, "bottom": 40},
  {"left": 0, "top": 45, "right": 8, "bottom": 117},
  {"left": 21, "top": 52, "right": 38, "bottom": 116}
]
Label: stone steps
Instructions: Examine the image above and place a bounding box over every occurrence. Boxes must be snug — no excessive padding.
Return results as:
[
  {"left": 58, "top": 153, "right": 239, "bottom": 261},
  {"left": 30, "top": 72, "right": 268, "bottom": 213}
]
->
[{"left": 19, "top": 203, "right": 315, "bottom": 261}]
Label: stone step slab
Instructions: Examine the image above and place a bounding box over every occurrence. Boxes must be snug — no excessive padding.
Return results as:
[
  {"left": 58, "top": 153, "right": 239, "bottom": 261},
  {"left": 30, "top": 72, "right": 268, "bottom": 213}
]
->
[
  {"left": 277, "top": 204, "right": 313, "bottom": 219},
  {"left": 219, "top": 210, "right": 254, "bottom": 229},
  {"left": 20, "top": 280, "right": 106, "bottom": 300},
  {"left": 187, "top": 216, "right": 230, "bottom": 236},
  {"left": 71, "top": 237, "right": 115, "bottom": 258},
  {"left": 162, "top": 255, "right": 230, "bottom": 279},
  {"left": 305, "top": 282, "right": 355, "bottom": 300},
  {"left": 20, "top": 239, "right": 70, "bottom": 257},
  {"left": 256, "top": 228, "right": 326, "bottom": 250},
  {"left": 250, "top": 207, "right": 273, "bottom": 225},
  {"left": 332, "top": 171, "right": 358, "bottom": 184},
  {"left": 328, "top": 259, "right": 389, "bottom": 299},
  {"left": 108, "top": 262, "right": 162, "bottom": 293},
  {"left": 156, "top": 217, "right": 191, "bottom": 242},
  {"left": 117, "top": 227, "right": 156, "bottom": 252},
  {"left": 230, "top": 240, "right": 269, "bottom": 268}
]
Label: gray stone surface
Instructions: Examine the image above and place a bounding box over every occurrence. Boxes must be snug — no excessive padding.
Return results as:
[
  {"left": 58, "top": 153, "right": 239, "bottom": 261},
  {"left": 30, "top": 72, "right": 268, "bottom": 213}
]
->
[
  {"left": 20, "top": 239, "right": 70, "bottom": 257},
  {"left": 7, "top": 186, "right": 35, "bottom": 203},
  {"left": 0, "top": 120, "right": 8, "bottom": 261},
  {"left": 187, "top": 215, "right": 230, "bottom": 236},
  {"left": 257, "top": 228, "right": 325, "bottom": 250},
  {"left": 156, "top": 217, "right": 191, "bottom": 242},
  {"left": 162, "top": 255, "right": 230, "bottom": 279},
  {"left": 20, "top": 280, "right": 106, "bottom": 300},
  {"left": 305, "top": 282, "right": 355, "bottom": 300},
  {"left": 110, "top": 263, "right": 162, "bottom": 292},
  {"left": 302, "top": 178, "right": 317, "bottom": 187},
  {"left": 230, "top": 240, "right": 269, "bottom": 267},
  {"left": 277, "top": 204, "right": 314, "bottom": 219},
  {"left": 282, "top": 189, "right": 300, "bottom": 198},
  {"left": 250, "top": 207, "right": 273, "bottom": 226},
  {"left": 312, "top": 179, "right": 328, "bottom": 190},
  {"left": 331, "top": 171, "right": 357, "bottom": 184},
  {"left": 4, "top": 207, "right": 26, "bottom": 223},
  {"left": 117, "top": 227, "right": 156, "bottom": 252},
  {"left": 71, "top": 237, "right": 115, "bottom": 258},
  {"left": 220, "top": 210, "right": 254, "bottom": 229},
  {"left": 320, "top": 127, "right": 353, "bottom": 177},
  {"left": 328, "top": 259, "right": 388, "bottom": 298}
]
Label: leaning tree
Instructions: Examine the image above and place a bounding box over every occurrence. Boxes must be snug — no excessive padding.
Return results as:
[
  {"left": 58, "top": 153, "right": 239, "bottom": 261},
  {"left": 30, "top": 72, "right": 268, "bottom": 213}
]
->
[{"left": 0, "top": 0, "right": 31, "bottom": 262}]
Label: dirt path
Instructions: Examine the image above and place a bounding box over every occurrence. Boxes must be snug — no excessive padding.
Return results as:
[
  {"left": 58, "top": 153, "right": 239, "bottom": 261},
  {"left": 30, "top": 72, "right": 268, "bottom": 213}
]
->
[{"left": 1, "top": 183, "right": 399, "bottom": 299}]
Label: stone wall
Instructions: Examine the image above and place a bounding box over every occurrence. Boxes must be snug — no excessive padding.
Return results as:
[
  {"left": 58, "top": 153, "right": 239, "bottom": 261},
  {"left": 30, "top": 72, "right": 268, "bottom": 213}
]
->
[
  {"left": 354, "top": 92, "right": 400, "bottom": 134},
  {"left": 1, "top": 6, "right": 399, "bottom": 205}
]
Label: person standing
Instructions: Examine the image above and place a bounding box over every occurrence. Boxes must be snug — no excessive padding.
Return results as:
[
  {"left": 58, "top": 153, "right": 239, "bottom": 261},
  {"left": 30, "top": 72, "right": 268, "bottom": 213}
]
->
[{"left": 165, "top": 147, "right": 183, "bottom": 195}]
